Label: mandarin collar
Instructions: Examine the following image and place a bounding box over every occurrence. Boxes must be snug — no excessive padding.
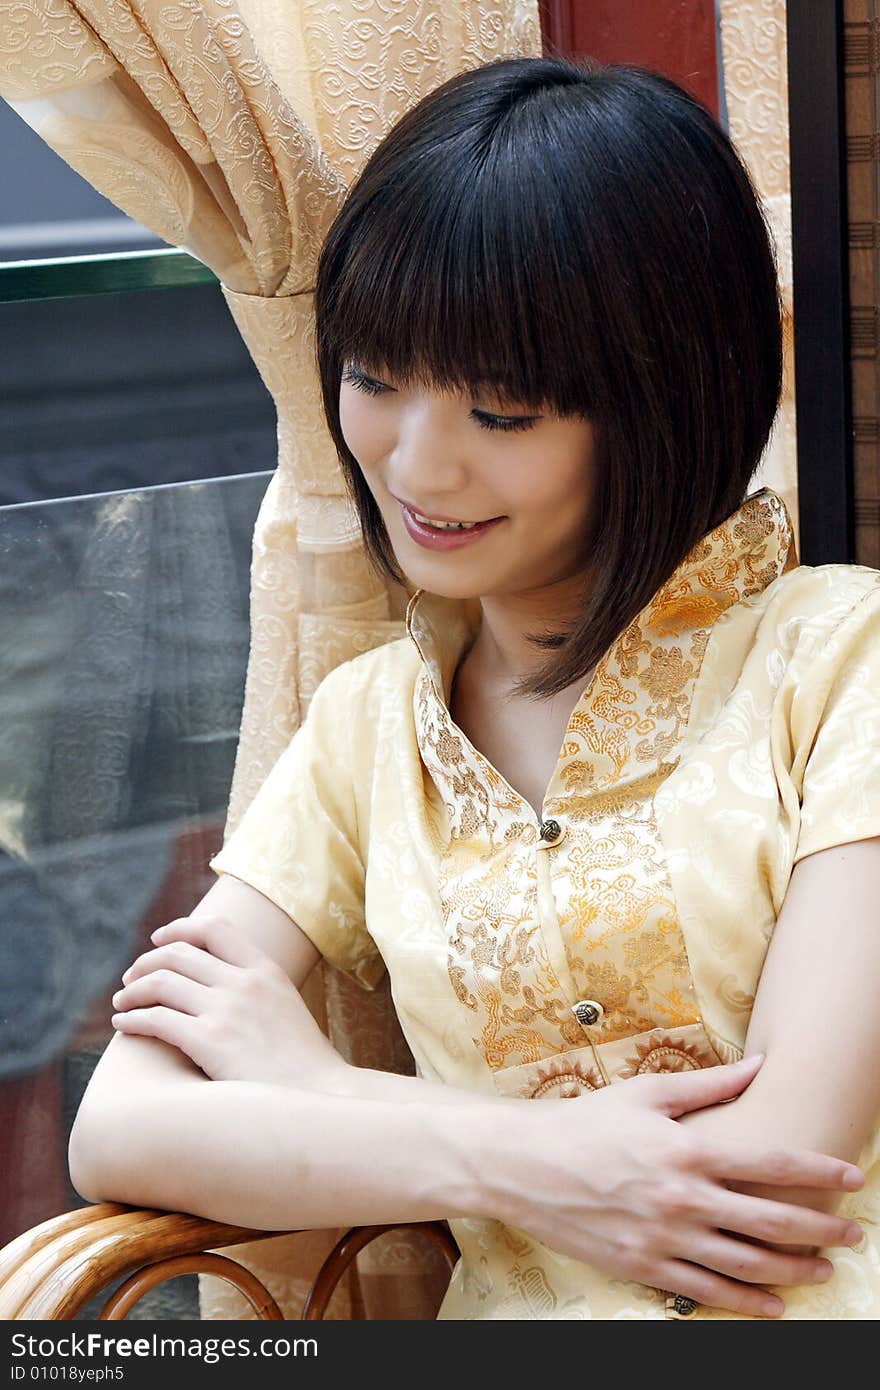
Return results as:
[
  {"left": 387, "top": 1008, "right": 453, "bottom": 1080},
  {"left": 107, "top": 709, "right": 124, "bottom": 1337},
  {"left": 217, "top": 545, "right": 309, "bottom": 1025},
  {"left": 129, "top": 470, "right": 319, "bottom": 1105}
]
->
[{"left": 405, "top": 486, "right": 797, "bottom": 706}]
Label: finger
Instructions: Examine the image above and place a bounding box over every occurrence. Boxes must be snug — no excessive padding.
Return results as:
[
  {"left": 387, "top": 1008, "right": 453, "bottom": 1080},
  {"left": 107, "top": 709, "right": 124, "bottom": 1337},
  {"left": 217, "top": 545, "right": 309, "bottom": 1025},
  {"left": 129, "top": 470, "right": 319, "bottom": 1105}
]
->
[
  {"left": 147, "top": 914, "right": 270, "bottom": 970},
  {"left": 698, "top": 1139, "right": 864, "bottom": 1192},
  {"left": 676, "top": 1229, "right": 833, "bottom": 1289},
  {"left": 652, "top": 1259, "right": 785, "bottom": 1318},
  {"left": 648, "top": 1054, "right": 764, "bottom": 1117},
  {"left": 108, "top": 1003, "right": 206, "bottom": 1069},
  {"left": 707, "top": 1187, "right": 863, "bottom": 1250},
  {"left": 122, "top": 941, "right": 230, "bottom": 988},
  {"left": 112, "top": 970, "right": 212, "bottom": 1019}
]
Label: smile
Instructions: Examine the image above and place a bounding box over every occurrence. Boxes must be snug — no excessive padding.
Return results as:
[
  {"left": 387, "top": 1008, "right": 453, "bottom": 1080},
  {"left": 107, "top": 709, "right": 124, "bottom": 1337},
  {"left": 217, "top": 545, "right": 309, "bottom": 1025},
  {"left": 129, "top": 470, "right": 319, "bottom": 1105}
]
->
[
  {"left": 398, "top": 501, "right": 506, "bottom": 551},
  {"left": 410, "top": 510, "right": 483, "bottom": 530}
]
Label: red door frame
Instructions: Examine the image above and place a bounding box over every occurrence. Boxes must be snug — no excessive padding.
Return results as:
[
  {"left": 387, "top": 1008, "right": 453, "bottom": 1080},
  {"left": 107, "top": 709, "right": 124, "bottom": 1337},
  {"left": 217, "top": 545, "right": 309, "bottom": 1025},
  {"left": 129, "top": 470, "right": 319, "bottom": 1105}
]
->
[{"left": 540, "top": 0, "right": 720, "bottom": 118}]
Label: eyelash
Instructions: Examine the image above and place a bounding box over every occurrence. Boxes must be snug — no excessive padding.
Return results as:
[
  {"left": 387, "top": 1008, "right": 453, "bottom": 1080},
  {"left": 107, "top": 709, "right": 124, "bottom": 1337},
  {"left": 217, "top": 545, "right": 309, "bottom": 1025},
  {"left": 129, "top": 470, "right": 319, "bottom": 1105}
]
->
[{"left": 341, "top": 367, "right": 538, "bottom": 433}]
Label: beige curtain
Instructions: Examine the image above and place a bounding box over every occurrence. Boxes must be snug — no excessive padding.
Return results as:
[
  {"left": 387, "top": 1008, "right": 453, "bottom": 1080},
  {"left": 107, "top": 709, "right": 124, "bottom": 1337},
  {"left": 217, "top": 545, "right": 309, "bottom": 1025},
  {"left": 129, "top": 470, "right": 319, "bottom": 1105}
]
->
[
  {"left": 0, "top": 0, "right": 542, "bottom": 1318},
  {"left": 718, "top": 0, "right": 800, "bottom": 554}
]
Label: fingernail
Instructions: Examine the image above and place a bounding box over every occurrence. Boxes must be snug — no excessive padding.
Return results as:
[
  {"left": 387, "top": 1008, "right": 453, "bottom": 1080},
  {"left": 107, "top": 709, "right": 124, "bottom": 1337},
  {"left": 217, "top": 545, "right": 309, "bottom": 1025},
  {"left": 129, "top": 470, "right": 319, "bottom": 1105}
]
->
[
  {"left": 111, "top": 991, "right": 122, "bottom": 1005},
  {"left": 848, "top": 1225, "right": 864, "bottom": 1247},
  {"left": 843, "top": 1167, "right": 865, "bottom": 1190},
  {"left": 763, "top": 1296, "right": 784, "bottom": 1317},
  {"left": 815, "top": 1261, "right": 834, "bottom": 1282},
  {"left": 150, "top": 927, "right": 164, "bottom": 941},
  {"left": 121, "top": 968, "right": 132, "bottom": 983}
]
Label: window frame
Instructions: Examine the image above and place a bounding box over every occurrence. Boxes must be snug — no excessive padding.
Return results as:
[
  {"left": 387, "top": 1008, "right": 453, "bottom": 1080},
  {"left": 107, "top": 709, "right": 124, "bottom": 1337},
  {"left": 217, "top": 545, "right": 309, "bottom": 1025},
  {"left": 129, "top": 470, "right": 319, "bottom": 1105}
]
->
[
  {"left": 0, "top": 247, "right": 217, "bottom": 303},
  {"left": 786, "top": 0, "right": 854, "bottom": 565}
]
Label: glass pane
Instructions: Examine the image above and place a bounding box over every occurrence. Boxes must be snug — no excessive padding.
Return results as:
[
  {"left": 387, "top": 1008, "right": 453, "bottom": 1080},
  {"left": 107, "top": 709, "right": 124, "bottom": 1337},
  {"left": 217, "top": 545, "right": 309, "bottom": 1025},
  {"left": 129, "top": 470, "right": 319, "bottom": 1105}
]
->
[
  {"left": 1, "top": 285, "right": 276, "bottom": 505},
  {"left": 0, "top": 471, "right": 269, "bottom": 1317},
  {"left": 0, "top": 251, "right": 218, "bottom": 304}
]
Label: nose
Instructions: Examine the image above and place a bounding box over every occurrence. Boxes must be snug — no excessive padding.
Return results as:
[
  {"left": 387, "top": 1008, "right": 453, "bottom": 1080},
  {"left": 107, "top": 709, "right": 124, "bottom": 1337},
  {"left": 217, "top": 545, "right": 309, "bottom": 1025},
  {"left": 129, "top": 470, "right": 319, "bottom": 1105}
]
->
[{"left": 389, "top": 395, "right": 470, "bottom": 500}]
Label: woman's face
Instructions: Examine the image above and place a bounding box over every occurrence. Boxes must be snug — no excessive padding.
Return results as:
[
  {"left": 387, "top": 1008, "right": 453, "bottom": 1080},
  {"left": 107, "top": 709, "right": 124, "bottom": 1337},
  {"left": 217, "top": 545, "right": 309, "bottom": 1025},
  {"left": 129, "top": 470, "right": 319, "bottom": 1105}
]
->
[{"left": 339, "top": 361, "right": 599, "bottom": 601}]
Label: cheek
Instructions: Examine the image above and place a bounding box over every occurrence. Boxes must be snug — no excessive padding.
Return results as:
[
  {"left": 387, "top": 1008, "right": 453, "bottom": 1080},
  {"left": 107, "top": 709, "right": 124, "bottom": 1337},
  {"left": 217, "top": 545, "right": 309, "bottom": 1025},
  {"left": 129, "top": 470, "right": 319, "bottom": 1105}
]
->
[
  {"left": 506, "top": 467, "right": 590, "bottom": 527},
  {"left": 338, "top": 390, "right": 384, "bottom": 467},
  {"left": 338, "top": 392, "right": 359, "bottom": 448},
  {"left": 521, "top": 432, "right": 595, "bottom": 524}
]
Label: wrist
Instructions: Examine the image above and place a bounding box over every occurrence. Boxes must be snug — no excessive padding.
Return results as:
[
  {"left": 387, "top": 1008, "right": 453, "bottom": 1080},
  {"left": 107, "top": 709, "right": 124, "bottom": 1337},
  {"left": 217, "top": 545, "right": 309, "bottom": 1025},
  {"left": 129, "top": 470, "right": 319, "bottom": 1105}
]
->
[
  {"left": 287, "top": 1060, "right": 531, "bottom": 1221},
  {"left": 304, "top": 1056, "right": 359, "bottom": 1097},
  {"left": 371, "top": 1091, "right": 528, "bottom": 1222},
  {"left": 447, "top": 1095, "right": 528, "bottom": 1223}
]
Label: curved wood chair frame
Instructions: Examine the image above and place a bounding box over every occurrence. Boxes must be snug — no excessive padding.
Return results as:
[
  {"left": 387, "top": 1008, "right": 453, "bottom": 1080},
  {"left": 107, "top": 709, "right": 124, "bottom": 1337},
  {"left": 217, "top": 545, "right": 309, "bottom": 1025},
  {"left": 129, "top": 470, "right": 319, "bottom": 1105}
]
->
[{"left": 0, "top": 1205, "right": 459, "bottom": 1320}]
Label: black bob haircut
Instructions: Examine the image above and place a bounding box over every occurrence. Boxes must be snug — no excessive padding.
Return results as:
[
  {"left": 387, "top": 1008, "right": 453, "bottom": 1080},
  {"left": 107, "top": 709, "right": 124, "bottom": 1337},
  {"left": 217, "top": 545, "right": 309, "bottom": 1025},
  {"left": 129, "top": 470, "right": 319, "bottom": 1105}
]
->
[{"left": 314, "top": 54, "right": 784, "bottom": 703}]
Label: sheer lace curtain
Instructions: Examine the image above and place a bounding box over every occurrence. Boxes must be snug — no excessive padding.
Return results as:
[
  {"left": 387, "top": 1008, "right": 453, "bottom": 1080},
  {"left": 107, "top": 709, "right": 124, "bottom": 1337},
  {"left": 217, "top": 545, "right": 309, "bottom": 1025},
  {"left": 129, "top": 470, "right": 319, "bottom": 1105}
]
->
[
  {"left": 0, "top": 0, "right": 797, "bottom": 1318},
  {"left": 0, "top": 0, "right": 543, "bottom": 1319}
]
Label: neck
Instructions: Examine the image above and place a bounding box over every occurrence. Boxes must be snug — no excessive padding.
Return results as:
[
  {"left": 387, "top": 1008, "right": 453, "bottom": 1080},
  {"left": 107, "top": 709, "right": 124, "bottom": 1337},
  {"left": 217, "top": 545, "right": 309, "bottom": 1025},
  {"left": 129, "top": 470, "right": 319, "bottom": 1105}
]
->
[{"left": 469, "top": 573, "right": 589, "bottom": 685}]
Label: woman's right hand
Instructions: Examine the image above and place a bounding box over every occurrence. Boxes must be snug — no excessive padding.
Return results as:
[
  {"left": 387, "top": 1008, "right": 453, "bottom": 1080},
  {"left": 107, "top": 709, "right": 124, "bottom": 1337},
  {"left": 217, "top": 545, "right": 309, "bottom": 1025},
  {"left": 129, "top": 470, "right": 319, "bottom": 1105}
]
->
[{"left": 485, "top": 1054, "right": 864, "bottom": 1318}]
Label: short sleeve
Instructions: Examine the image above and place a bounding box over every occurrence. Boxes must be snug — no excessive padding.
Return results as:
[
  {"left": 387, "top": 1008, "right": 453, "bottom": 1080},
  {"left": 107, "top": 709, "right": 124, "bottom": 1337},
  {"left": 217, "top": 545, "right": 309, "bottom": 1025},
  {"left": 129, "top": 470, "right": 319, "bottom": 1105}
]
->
[
  {"left": 793, "top": 583, "right": 880, "bottom": 865},
  {"left": 208, "top": 661, "right": 385, "bottom": 991}
]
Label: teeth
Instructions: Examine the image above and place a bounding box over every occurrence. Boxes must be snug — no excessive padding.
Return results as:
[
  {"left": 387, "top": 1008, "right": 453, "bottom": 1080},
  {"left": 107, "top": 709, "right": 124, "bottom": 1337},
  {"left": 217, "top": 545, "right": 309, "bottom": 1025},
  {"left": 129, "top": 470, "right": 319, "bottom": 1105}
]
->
[{"left": 411, "top": 510, "right": 481, "bottom": 530}]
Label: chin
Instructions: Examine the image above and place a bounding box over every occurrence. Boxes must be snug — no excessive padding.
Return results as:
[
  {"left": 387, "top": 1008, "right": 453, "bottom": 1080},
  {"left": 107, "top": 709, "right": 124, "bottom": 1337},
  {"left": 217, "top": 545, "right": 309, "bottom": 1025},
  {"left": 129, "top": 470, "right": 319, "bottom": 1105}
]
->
[
  {"left": 392, "top": 556, "right": 488, "bottom": 599},
  {"left": 400, "top": 568, "right": 479, "bottom": 597}
]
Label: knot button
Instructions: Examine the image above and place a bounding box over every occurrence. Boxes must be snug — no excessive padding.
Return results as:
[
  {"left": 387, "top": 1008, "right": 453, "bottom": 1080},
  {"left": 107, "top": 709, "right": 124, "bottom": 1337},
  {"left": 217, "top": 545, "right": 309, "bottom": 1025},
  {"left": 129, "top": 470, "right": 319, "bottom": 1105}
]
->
[
  {"left": 669, "top": 1294, "right": 699, "bottom": 1318},
  {"left": 539, "top": 818, "right": 562, "bottom": 842},
  {"left": 572, "top": 999, "right": 604, "bottom": 1027}
]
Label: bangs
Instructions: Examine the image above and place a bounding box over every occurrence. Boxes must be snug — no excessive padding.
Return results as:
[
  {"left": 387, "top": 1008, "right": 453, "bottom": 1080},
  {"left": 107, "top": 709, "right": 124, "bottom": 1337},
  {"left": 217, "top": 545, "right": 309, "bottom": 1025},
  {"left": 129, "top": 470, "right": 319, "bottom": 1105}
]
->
[{"left": 317, "top": 119, "right": 601, "bottom": 419}]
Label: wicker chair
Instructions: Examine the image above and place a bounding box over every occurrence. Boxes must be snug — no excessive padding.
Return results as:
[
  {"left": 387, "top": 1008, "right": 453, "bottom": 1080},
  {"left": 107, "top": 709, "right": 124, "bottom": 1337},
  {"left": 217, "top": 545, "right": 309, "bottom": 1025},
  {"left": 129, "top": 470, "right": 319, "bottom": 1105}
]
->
[{"left": 0, "top": 1205, "right": 458, "bottom": 1320}]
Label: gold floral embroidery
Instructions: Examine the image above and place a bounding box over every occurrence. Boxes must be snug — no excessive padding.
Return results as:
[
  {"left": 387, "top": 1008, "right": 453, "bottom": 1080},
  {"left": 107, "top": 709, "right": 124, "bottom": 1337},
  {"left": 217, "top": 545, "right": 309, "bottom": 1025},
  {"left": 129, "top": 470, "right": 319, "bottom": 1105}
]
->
[
  {"left": 617, "top": 1033, "right": 715, "bottom": 1078},
  {"left": 517, "top": 1056, "right": 603, "bottom": 1099},
  {"left": 445, "top": 885, "right": 582, "bottom": 1066},
  {"left": 406, "top": 490, "right": 795, "bottom": 1078}
]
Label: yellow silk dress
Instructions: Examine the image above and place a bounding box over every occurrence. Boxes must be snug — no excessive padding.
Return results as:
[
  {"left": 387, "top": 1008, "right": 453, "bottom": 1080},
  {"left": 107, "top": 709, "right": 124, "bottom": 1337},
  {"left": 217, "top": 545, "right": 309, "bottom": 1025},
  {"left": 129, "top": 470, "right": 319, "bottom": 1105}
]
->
[{"left": 210, "top": 485, "right": 880, "bottom": 1319}]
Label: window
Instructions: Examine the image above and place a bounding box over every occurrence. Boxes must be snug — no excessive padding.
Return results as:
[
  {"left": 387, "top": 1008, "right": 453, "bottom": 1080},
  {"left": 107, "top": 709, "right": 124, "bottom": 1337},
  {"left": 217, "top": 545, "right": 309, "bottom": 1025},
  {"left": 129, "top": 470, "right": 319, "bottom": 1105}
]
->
[
  {"left": 0, "top": 106, "right": 275, "bottom": 1317},
  {"left": 0, "top": 470, "right": 269, "bottom": 1317}
]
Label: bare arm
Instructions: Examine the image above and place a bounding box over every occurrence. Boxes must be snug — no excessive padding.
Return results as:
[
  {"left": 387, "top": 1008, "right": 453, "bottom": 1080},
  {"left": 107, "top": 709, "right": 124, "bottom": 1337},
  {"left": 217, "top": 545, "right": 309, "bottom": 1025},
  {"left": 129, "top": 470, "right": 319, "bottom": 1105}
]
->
[
  {"left": 67, "top": 872, "right": 500, "bottom": 1223},
  {"left": 678, "top": 836, "right": 880, "bottom": 1242},
  {"left": 70, "top": 1077, "right": 506, "bottom": 1231}
]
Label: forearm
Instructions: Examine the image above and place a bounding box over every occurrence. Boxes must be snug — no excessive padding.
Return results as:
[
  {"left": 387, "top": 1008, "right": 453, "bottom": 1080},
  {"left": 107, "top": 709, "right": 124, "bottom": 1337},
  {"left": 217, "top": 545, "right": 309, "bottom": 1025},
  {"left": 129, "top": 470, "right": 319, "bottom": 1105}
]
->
[
  {"left": 69, "top": 1075, "right": 515, "bottom": 1231},
  {"left": 675, "top": 842, "right": 880, "bottom": 1248},
  {"left": 319, "top": 1061, "right": 493, "bottom": 1105},
  {"left": 714, "top": 841, "right": 880, "bottom": 1221}
]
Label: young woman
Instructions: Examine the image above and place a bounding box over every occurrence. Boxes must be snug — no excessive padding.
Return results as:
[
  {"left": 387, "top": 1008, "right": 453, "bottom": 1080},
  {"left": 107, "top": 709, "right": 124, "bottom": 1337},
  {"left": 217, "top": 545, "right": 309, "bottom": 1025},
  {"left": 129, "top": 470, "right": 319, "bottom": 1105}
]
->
[{"left": 69, "top": 56, "right": 880, "bottom": 1320}]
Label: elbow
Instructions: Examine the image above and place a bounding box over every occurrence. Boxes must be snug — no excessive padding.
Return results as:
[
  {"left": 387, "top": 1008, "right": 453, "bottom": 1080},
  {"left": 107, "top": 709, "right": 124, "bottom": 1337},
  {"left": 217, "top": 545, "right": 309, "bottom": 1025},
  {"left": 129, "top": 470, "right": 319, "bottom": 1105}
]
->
[
  {"left": 67, "top": 1084, "right": 201, "bottom": 1214},
  {"left": 68, "top": 1091, "right": 140, "bottom": 1206},
  {"left": 68, "top": 1100, "right": 114, "bottom": 1204}
]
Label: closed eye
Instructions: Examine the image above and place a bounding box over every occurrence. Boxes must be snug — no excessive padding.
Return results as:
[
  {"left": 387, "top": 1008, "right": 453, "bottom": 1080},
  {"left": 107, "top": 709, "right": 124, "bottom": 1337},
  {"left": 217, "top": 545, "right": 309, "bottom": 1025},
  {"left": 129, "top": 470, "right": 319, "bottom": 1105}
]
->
[{"left": 341, "top": 366, "right": 541, "bottom": 433}]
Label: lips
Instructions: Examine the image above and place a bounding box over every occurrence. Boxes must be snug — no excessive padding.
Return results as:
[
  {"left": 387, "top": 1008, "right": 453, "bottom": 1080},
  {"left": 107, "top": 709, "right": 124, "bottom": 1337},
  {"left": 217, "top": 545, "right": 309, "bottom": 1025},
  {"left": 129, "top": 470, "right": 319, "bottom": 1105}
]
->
[{"left": 398, "top": 501, "right": 505, "bottom": 550}]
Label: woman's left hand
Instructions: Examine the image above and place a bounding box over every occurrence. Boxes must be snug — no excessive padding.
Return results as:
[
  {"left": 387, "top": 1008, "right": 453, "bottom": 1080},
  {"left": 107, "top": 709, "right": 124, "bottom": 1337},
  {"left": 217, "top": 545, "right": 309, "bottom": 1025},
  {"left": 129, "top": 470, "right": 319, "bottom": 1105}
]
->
[
  {"left": 676, "top": 1076, "right": 841, "bottom": 1257},
  {"left": 110, "top": 914, "right": 348, "bottom": 1089}
]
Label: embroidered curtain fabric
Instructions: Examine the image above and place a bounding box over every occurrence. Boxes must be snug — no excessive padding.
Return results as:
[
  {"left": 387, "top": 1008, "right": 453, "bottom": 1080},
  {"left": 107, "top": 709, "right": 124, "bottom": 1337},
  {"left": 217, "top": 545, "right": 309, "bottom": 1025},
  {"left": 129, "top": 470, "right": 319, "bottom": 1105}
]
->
[
  {"left": 716, "top": 0, "right": 799, "bottom": 537},
  {"left": 0, "top": 0, "right": 543, "bottom": 1319}
]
